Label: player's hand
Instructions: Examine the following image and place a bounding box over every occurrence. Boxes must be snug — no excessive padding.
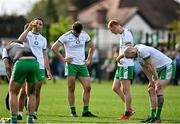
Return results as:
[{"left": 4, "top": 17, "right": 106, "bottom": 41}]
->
[
  {"left": 115, "top": 56, "right": 123, "bottom": 64},
  {"left": 115, "top": 55, "right": 121, "bottom": 62},
  {"left": 155, "top": 80, "right": 161, "bottom": 92},
  {"left": 85, "top": 59, "right": 90, "bottom": 65},
  {"left": 63, "top": 57, "right": 73, "bottom": 63},
  {"left": 46, "top": 70, "right": 52, "bottom": 80},
  {"left": 27, "top": 21, "right": 35, "bottom": 31},
  {"left": 149, "top": 80, "right": 155, "bottom": 85},
  {"left": 31, "top": 21, "right": 37, "bottom": 27},
  {"left": 148, "top": 81, "right": 155, "bottom": 89}
]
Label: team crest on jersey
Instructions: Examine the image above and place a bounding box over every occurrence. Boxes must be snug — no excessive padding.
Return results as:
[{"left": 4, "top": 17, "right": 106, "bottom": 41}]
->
[
  {"left": 34, "top": 41, "right": 39, "bottom": 45},
  {"left": 76, "top": 40, "right": 80, "bottom": 44}
]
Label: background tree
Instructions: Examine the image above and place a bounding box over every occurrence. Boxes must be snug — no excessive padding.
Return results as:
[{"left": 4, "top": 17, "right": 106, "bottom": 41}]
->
[
  {"left": 27, "top": 0, "right": 100, "bottom": 22},
  {"left": 49, "top": 16, "right": 95, "bottom": 43},
  {"left": 44, "top": 0, "right": 58, "bottom": 23},
  {"left": 27, "top": 0, "right": 71, "bottom": 22},
  {"left": 27, "top": 0, "right": 96, "bottom": 43},
  {"left": 49, "top": 16, "right": 73, "bottom": 42},
  {"left": 27, "top": 0, "right": 47, "bottom": 20}
]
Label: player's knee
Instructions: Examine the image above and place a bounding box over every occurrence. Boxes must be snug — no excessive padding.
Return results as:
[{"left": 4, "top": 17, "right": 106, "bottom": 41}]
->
[
  {"left": 68, "top": 86, "right": 75, "bottom": 93},
  {"left": 84, "top": 85, "right": 91, "bottom": 92},
  {"left": 112, "top": 85, "right": 118, "bottom": 92},
  {"left": 148, "top": 86, "right": 155, "bottom": 95},
  {"left": 122, "top": 87, "right": 129, "bottom": 95}
]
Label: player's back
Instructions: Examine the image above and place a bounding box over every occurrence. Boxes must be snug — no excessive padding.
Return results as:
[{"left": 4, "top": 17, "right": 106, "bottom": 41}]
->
[{"left": 136, "top": 44, "right": 172, "bottom": 68}]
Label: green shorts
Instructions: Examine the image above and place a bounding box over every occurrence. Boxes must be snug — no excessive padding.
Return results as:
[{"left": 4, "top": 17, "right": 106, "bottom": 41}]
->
[
  {"left": 65, "top": 63, "right": 90, "bottom": 77},
  {"left": 157, "top": 61, "right": 176, "bottom": 80},
  {"left": 37, "top": 69, "right": 45, "bottom": 81},
  {"left": 115, "top": 66, "right": 134, "bottom": 80},
  {"left": 11, "top": 59, "right": 39, "bottom": 84}
]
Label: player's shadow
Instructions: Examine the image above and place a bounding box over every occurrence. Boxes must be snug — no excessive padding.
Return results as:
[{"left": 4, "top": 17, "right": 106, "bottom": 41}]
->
[
  {"left": 133, "top": 117, "right": 180, "bottom": 123},
  {"left": 35, "top": 114, "right": 180, "bottom": 123},
  {"left": 35, "top": 114, "right": 125, "bottom": 123}
]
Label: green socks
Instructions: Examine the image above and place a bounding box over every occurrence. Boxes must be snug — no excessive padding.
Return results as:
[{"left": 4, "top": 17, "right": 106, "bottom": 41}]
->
[
  {"left": 156, "top": 95, "right": 164, "bottom": 119},
  {"left": 11, "top": 114, "right": 17, "bottom": 123},
  {"left": 150, "top": 109, "right": 156, "bottom": 118},
  {"left": 27, "top": 115, "right": 34, "bottom": 123},
  {"left": 83, "top": 106, "right": 89, "bottom": 113},
  {"left": 70, "top": 106, "right": 76, "bottom": 113},
  {"left": 11, "top": 114, "right": 34, "bottom": 123},
  {"left": 156, "top": 108, "right": 162, "bottom": 119},
  {"left": 70, "top": 106, "right": 89, "bottom": 114},
  {"left": 125, "top": 111, "right": 131, "bottom": 116},
  {"left": 150, "top": 95, "right": 164, "bottom": 119}
]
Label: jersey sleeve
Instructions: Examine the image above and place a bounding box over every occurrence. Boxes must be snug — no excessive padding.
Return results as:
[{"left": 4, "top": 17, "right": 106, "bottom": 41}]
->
[
  {"left": 139, "top": 47, "right": 150, "bottom": 60},
  {"left": 2, "top": 48, "right": 9, "bottom": 59},
  {"left": 124, "top": 30, "right": 133, "bottom": 45},
  {"left": 43, "top": 38, "right": 47, "bottom": 50},
  {"left": 58, "top": 34, "right": 66, "bottom": 44},
  {"left": 84, "top": 32, "right": 91, "bottom": 43}
]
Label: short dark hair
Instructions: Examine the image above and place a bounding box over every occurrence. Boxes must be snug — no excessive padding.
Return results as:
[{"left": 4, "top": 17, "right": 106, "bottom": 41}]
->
[
  {"left": 33, "top": 17, "right": 44, "bottom": 24},
  {"left": 72, "top": 21, "right": 83, "bottom": 34}
]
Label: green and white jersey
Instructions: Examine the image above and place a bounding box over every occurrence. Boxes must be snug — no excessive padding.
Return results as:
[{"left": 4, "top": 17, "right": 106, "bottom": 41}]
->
[
  {"left": 58, "top": 31, "right": 91, "bottom": 65},
  {"left": 135, "top": 44, "right": 172, "bottom": 69},
  {"left": 119, "top": 28, "right": 134, "bottom": 67},
  {"left": 25, "top": 31, "right": 47, "bottom": 69}
]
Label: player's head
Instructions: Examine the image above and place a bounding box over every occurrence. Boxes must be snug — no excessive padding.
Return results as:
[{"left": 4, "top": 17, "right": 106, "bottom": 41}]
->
[
  {"left": 124, "top": 46, "right": 137, "bottom": 58},
  {"left": 72, "top": 21, "right": 83, "bottom": 35},
  {"left": 107, "top": 20, "right": 123, "bottom": 34},
  {"left": 32, "top": 17, "right": 44, "bottom": 31}
]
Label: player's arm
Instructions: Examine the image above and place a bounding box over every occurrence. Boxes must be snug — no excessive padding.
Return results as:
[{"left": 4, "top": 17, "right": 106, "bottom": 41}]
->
[
  {"left": 140, "top": 63, "right": 153, "bottom": 81},
  {"left": 85, "top": 41, "right": 95, "bottom": 65},
  {"left": 3, "top": 58, "right": 12, "bottom": 81},
  {"left": 116, "top": 43, "right": 133, "bottom": 63},
  {"left": 115, "top": 54, "right": 124, "bottom": 62},
  {"left": 142, "top": 58, "right": 161, "bottom": 91},
  {"left": 143, "top": 57, "right": 158, "bottom": 82},
  {"left": 51, "top": 41, "right": 73, "bottom": 62},
  {"left": 2, "top": 48, "right": 12, "bottom": 81},
  {"left": 18, "top": 22, "right": 33, "bottom": 42},
  {"left": 43, "top": 50, "right": 52, "bottom": 80}
]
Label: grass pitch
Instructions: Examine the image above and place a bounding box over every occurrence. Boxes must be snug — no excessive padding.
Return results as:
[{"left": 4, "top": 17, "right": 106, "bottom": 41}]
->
[{"left": 0, "top": 79, "right": 180, "bottom": 123}]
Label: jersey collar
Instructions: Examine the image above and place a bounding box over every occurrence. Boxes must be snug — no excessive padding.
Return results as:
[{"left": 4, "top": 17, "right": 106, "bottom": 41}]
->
[{"left": 31, "top": 31, "right": 40, "bottom": 35}]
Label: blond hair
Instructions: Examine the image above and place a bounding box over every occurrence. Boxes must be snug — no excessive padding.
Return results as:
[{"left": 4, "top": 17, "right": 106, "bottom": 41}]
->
[
  {"left": 124, "top": 47, "right": 135, "bottom": 57},
  {"left": 107, "top": 20, "right": 119, "bottom": 28}
]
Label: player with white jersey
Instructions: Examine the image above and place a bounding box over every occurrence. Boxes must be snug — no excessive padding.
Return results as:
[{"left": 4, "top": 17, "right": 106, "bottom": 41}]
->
[
  {"left": 58, "top": 31, "right": 90, "bottom": 65},
  {"left": 51, "top": 21, "right": 97, "bottom": 117},
  {"left": 124, "top": 44, "right": 176, "bottom": 123},
  {"left": 25, "top": 31, "right": 47, "bottom": 70},
  {"left": 17, "top": 17, "right": 52, "bottom": 120},
  {"left": 108, "top": 20, "right": 135, "bottom": 120}
]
